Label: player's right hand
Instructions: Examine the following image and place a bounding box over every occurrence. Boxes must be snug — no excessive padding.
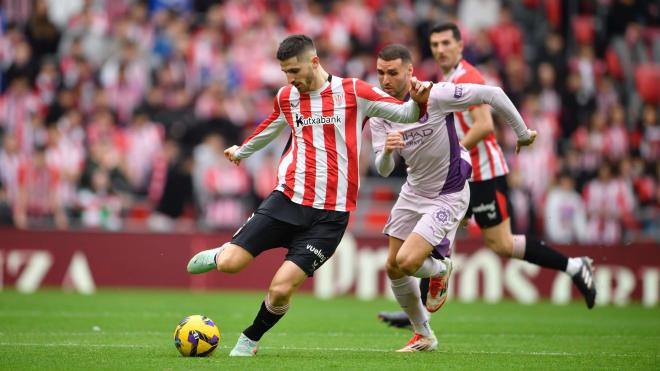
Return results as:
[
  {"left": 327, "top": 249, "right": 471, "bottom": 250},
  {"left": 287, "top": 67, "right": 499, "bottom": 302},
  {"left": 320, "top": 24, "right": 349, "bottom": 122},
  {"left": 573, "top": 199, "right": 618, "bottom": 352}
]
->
[
  {"left": 515, "top": 129, "right": 537, "bottom": 154},
  {"left": 384, "top": 131, "right": 405, "bottom": 155},
  {"left": 409, "top": 76, "right": 433, "bottom": 104},
  {"left": 224, "top": 145, "right": 241, "bottom": 165}
]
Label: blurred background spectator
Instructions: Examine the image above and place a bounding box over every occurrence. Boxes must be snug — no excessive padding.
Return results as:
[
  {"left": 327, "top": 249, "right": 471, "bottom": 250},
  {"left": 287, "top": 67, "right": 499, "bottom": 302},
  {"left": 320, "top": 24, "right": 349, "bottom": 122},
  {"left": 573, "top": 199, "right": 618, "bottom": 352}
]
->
[{"left": 0, "top": 0, "right": 657, "bottom": 245}]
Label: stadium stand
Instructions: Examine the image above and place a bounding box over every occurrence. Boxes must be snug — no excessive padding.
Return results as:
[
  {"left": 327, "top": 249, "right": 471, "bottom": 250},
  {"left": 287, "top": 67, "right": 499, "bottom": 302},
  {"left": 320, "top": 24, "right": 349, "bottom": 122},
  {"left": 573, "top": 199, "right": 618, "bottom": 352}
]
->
[{"left": 0, "top": 0, "right": 657, "bottom": 244}]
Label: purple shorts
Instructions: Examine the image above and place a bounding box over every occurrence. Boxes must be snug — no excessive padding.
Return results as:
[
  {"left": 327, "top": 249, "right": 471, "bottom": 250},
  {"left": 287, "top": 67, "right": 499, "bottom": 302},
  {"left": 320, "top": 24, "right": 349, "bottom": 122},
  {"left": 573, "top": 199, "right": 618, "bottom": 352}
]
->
[{"left": 383, "top": 181, "right": 470, "bottom": 258}]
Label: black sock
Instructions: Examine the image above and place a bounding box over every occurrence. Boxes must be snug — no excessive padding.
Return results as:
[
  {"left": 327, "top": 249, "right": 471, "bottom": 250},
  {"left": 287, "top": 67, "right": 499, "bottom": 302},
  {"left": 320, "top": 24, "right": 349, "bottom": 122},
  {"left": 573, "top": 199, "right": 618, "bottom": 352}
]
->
[
  {"left": 243, "top": 301, "right": 286, "bottom": 341},
  {"left": 419, "top": 277, "right": 430, "bottom": 305},
  {"left": 523, "top": 237, "right": 568, "bottom": 272}
]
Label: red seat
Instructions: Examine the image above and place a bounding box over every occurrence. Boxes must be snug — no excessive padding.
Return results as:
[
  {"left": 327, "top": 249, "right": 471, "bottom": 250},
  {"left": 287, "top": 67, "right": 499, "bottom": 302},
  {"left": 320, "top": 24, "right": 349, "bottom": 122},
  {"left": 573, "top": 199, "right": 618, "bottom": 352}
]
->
[
  {"left": 365, "top": 210, "right": 390, "bottom": 231},
  {"left": 635, "top": 64, "right": 660, "bottom": 104},
  {"left": 572, "top": 16, "right": 594, "bottom": 44},
  {"left": 605, "top": 47, "right": 623, "bottom": 80},
  {"left": 545, "top": 0, "right": 561, "bottom": 29},
  {"left": 371, "top": 185, "right": 395, "bottom": 202}
]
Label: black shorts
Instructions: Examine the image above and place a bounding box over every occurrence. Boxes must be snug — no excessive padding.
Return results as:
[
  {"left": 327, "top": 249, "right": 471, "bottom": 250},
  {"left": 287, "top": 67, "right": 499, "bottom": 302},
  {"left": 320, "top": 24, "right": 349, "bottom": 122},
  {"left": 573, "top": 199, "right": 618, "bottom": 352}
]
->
[
  {"left": 466, "top": 175, "right": 511, "bottom": 229},
  {"left": 231, "top": 191, "right": 350, "bottom": 276}
]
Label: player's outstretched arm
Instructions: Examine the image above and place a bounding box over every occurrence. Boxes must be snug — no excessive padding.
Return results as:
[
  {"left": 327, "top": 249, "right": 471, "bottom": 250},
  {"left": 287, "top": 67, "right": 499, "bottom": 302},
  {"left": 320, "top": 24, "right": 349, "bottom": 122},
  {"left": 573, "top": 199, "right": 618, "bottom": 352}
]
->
[
  {"left": 230, "top": 91, "right": 288, "bottom": 164},
  {"left": 354, "top": 79, "right": 431, "bottom": 124},
  {"left": 432, "top": 82, "right": 535, "bottom": 152}
]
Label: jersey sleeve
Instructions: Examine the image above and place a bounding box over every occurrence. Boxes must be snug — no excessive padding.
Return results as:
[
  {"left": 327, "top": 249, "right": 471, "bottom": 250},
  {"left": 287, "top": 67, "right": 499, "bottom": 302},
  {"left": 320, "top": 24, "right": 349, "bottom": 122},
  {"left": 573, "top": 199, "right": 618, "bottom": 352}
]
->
[
  {"left": 431, "top": 82, "right": 531, "bottom": 140},
  {"left": 234, "top": 88, "right": 289, "bottom": 159},
  {"left": 354, "top": 79, "right": 423, "bottom": 124},
  {"left": 454, "top": 70, "right": 486, "bottom": 111},
  {"left": 369, "top": 117, "right": 388, "bottom": 154}
]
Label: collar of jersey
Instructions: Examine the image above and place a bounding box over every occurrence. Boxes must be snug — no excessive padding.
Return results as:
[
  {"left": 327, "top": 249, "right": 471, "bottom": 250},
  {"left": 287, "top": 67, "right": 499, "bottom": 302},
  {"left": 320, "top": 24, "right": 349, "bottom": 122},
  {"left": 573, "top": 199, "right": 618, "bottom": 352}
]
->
[{"left": 301, "top": 75, "right": 333, "bottom": 95}]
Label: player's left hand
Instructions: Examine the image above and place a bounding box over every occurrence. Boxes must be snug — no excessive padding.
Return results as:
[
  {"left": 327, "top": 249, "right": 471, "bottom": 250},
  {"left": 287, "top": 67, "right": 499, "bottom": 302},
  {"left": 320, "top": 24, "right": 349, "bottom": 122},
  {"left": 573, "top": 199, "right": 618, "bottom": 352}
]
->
[
  {"left": 409, "top": 76, "right": 433, "bottom": 104},
  {"left": 224, "top": 145, "right": 242, "bottom": 165},
  {"left": 384, "top": 131, "right": 405, "bottom": 155},
  {"left": 515, "top": 129, "right": 537, "bottom": 154}
]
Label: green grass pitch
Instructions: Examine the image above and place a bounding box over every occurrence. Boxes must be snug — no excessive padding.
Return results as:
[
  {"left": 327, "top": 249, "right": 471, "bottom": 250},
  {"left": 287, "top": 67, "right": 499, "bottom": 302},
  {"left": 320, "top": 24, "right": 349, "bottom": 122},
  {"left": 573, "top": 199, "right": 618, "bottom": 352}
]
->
[{"left": 0, "top": 290, "right": 658, "bottom": 370}]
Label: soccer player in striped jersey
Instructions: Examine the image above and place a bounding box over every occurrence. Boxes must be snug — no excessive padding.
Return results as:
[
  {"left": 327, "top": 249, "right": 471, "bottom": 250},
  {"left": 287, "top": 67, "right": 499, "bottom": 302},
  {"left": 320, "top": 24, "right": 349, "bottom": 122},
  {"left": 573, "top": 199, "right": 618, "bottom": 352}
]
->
[
  {"left": 186, "top": 34, "right": 433, "bottom": 356},
  {"left": 378, "top": 23, "right": 596, "bottom": 331},
  {"left": 369, "top": 44, "right": 536, "bottom": 352}
]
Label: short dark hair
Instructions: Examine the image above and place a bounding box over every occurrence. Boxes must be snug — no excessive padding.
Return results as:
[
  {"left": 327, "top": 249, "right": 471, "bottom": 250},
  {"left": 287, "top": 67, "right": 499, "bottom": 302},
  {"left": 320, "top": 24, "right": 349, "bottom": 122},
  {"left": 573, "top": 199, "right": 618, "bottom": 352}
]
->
[
  {"left": 277, "top": 34, "right": 316, "bottom": 61},
  {"left": 377, "top": 44, "right": 412, "bottom": 64},
  {"left": 429, "top": 22, "right": 462, "bottom": 41}
]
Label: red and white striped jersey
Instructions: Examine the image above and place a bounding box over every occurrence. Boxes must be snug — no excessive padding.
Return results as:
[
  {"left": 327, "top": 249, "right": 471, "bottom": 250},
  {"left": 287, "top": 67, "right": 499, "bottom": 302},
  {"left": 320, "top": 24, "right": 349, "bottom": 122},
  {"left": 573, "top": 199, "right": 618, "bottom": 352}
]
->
[
  {"left": 234, "top": 76, "right": 424, "bottom": 212},
  {"left": 442, "top": 60, "right": 508, "bottom": 182}
]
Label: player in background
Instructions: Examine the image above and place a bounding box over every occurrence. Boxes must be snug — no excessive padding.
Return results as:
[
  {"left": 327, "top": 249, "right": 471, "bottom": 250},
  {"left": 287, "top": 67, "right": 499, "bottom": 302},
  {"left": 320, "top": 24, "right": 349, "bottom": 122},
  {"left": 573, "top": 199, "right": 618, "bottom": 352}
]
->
[
  {"left": 185, "top": 34, "right": 433, "bottom": 356},
  {"left": 370, "top": 44, "right": 537, "bottom": 352},
  {"left": 378, "top": 23, "right": 596, "bottom": 330}
]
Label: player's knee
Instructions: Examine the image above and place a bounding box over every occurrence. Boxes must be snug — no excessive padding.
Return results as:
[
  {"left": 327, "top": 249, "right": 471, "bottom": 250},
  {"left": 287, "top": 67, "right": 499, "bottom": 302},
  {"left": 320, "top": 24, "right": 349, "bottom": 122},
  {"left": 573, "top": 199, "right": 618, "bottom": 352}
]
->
[
  {"left": 396, "top": 255, "right": 421, "bottom": 276},
  {"left": 268, "top": 284, "right": 294, "bottom": 304},
  {"left": 216, "top": 252, "right": 244, "bottom": 273},
  {"left": 485, "top": 237, "right": 513, "bottom": 257},
  {"left": 385, "top": 258, "right": 402, "bottom": 278}
]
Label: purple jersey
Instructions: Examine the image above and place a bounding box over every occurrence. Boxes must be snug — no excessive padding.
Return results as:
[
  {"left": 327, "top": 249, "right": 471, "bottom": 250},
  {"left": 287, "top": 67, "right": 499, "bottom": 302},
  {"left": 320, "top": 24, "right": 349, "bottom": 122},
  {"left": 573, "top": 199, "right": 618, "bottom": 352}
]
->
[{"left": 370, "top": 82, "right": 529, "bottom": 198}]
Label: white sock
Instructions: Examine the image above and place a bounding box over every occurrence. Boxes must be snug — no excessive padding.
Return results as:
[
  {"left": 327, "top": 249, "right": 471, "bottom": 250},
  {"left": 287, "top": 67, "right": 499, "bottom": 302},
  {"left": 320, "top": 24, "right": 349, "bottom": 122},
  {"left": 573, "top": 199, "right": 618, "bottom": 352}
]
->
[
  {"left": 390, "top": 276, "right": 432, "bottom": 337},
  {"left": 412, "top": 257, "right": 446, "bottom": 278},
  {"left": 566, "top": 257, "right": 582, "bottom": 276}
]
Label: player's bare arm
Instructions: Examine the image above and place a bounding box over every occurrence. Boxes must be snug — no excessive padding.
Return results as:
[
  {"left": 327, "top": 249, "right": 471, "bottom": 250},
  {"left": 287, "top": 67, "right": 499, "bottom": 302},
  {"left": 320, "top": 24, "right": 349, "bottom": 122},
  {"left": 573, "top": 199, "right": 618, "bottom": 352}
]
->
[{"left": 460, "top": 105, "right": 494, "bottom": 150}]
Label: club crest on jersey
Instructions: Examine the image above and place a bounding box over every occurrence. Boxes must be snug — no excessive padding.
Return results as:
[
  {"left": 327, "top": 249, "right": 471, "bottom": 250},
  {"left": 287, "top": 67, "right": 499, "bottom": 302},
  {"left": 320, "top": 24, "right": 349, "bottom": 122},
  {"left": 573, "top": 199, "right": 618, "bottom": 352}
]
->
[
  {"left": 333, "top": 93, "right": 344, "bottom": 105},
  {"left": 453, "top": 85, "right": 463, "bottom": 98}
]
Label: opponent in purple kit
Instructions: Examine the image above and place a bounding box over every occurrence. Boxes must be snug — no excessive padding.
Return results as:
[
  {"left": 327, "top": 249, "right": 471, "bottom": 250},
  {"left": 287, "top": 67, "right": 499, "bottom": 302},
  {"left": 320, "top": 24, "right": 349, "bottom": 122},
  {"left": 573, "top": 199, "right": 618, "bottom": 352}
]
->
[
  {"left": 378, "top": 23, "right": 597, "bottom": 333},
  {"left": 369, "top": 44, "right": 536, "bottom": 352}
]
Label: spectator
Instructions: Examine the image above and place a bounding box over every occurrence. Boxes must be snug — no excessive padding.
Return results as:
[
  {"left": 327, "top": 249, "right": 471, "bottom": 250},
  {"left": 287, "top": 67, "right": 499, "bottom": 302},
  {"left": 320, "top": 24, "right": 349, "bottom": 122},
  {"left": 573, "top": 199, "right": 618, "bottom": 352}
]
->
[
  {"left": 508, "top": 169, "right": 537, "bottom": 235},
  {"left": 0, "top": 176, "right": 12, "bottom": 225},
  {"left": 25, "top": 0, "right": 61, "bottom": 63},
  {"left": 45, "top": 126, "right": 84, "bottom": 213},
  {"left": 4, "top": 41, "right": 38, "bottom": 86},
  {"left": 78, "top": 168, "right": 123, "bottom": 230},
  {"left": 0, "top": 133, "right": 21, "bottom": 206},
  {"left": 536, "top": 62, "right": 560, "bottom": 118},
  {"left": 544, "top": 172, "right": 588, "bottom": 244},
  {"left": 123, "top": 109, "right": 164, "bottom": 193},
  {"left": 487, "top": 5, "right": 523, "bottom": 64},
  {"left": 604, "top": 105, "right": 629, "bottom": 162},
  {"left": 583, "top": 162, "right": 635, "bottom": 244},
  {"left": 0, "top": 76, "right": 42, "bottom": 154},
  {"left": 639, "top": 105, "right": 659, "bottom": 163},
  {"left": 34, "top": 58, "right": 59, "bottom": 108},
  {"left": 192, "top": 133, "right": 251, "bottom": 229},
  {"left": 147, "top": 139, "right": 193, "bottom": 231},
  {"left": 13, "top": 145, "right": 67, "bottom": 229}
]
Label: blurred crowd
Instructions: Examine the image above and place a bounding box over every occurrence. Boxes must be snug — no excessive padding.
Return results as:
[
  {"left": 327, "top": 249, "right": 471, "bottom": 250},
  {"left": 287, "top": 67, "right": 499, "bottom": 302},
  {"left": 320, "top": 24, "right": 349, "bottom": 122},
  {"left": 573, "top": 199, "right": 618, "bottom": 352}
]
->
[{"left": 0, "top": 0, "right": 658, "bottom": 244}]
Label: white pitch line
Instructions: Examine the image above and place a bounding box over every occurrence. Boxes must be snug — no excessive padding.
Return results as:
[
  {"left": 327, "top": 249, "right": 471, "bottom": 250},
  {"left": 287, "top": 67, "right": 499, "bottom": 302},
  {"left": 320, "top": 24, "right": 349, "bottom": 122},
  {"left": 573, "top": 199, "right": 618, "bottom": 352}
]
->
[
  {"left": 0, "top": 343, "right": 151, "bottom": 348},
  {"left": 8, "top": 331, "right": 660, "bottom": 341},
  {"left": 0, "top": 343, "right": 653, "bottom": 358}
]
